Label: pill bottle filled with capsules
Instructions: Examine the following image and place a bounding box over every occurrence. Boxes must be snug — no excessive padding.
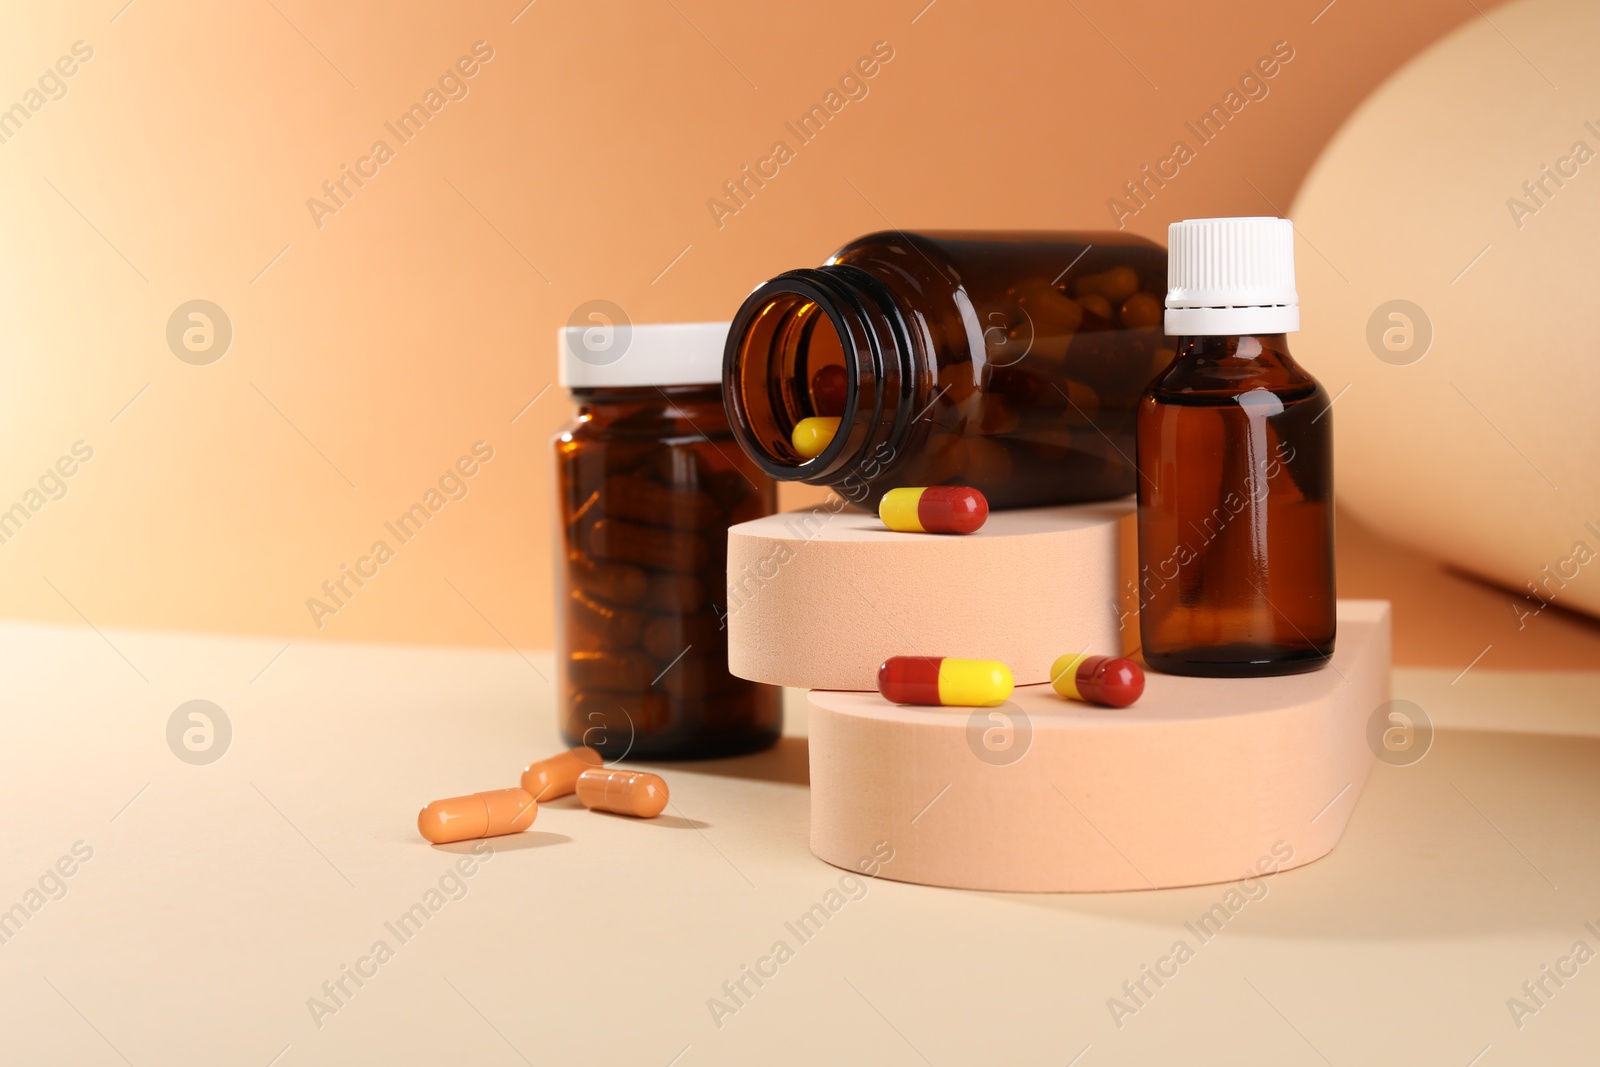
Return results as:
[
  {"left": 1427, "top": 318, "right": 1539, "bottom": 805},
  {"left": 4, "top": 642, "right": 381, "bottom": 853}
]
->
[
  {"left": 723, "top": 231, "right": 1173, "bottom": 510},
  {"left": 554, "top": 321, "right": 781, "bottom": 759}
]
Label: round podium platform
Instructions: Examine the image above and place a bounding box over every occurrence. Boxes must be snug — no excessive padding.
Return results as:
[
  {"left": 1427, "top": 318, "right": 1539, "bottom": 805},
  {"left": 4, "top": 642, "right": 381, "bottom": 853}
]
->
[
  {"left": 808, "top": 601, "right": 1391, "bottom": 893},
  {"left": 726, "top": 500, "right": 1136, "bottom": 692}
]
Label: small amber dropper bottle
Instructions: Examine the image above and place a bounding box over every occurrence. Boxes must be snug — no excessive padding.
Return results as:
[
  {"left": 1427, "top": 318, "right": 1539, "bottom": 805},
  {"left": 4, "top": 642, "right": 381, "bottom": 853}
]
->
[{"left": 1135, "top": 217, "right": 1336, "bottom": 677}]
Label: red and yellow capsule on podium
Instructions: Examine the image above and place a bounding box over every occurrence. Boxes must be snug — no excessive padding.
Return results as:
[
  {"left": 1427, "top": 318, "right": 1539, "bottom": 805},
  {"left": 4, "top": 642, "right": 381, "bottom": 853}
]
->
[
  {"left": 878, "top": 656, "right": 1014, "bottom": 707},
  {"left": 878, "top": 487, "right": 989, "bottom": 535},
  {"left": 878, "top": 652, "right": 1146, "bottom": 710},
  {"left": 1050, "top": 653, "right": 1145, "bottom": 708}
]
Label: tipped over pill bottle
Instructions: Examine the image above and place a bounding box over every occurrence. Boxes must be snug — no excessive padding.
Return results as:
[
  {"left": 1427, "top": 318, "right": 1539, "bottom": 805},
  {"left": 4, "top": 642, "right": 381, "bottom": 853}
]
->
[
  {"left": 722, "top": 231, "right": 1173, "bottom": 509},
  {"left": 1136, "top": 218, "right": 1336, "bottom": 677},
  {"left": 555, "top": 321, "right": 781, "bottom": 758}
]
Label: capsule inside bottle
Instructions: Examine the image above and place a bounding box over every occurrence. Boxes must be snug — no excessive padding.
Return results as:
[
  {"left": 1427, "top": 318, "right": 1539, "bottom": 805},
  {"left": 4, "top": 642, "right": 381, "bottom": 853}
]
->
[
  {"left": 520, "top": 746, "right": 603, "bottom": 801},
  {"left": 417, "top": 787, "right": 537, "bottom": 844},
  {"left": 877, "top": 656, "right": 1014, "bottom": 707},
  {"left": 878, "top": 486, "right": 989, "bottom": 534},
  {"left": 1050, "top": 653, "right": 1145, "bottom": 708},
  {"left": 791, "top": 417, "right": 839, "bottom": 459},
  {"left": 576, "top": 768, "right": 670, "bottom": 818},
  {"left": 810, "top": 364, "right": 848, "bottom": 418}
]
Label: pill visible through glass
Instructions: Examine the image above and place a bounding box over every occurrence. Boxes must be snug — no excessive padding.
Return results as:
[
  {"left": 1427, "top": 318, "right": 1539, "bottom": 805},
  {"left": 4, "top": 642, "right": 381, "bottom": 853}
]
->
[{"left": 791, "top": 416, "right": 840, "bottom": 459}]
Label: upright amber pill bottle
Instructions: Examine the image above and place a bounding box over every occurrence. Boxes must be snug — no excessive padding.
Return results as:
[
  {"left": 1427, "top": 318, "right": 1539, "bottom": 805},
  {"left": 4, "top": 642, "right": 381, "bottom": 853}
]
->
[
  {"left": 555, "top": 321, "right": 780, "bottom": 758},
  {"left": 723, "top": 231, "right": 1172, "bottom": 509},
  {"left": 1136, "top": 218, "right": 1336, "bottom": 677}
]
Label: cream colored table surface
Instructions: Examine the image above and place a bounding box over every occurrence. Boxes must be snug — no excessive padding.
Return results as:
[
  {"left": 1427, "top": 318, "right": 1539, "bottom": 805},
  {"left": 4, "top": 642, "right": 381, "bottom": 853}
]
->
[{"left": 3, "top": 621, "right": 1598, "bottom": 1066}]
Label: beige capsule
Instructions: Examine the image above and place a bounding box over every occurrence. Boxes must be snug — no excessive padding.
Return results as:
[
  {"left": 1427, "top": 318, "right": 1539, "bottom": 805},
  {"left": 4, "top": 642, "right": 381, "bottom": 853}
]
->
[
  {"left": 656, "top": 651, "right": 741, "bottom": 701},
  {"left": 417, "top": 787, "right": 536, "bottom": 844},
  {"left": 586, "top": 518, "right": 708, "bottom": 573},
  {"left": 520, "top": 746, "right": 603, "bottom": 802},
  {"left": 1119, "top": 291, "right": 1164, "bottom": 330},
  {"left": 576, "top": 768, "right": 669, "bottom": 818},
  {"left": 1073, "top": 264, "right": 1140, "bottom": 302},
  {"left": 642, "top": 572, "right": 706, "bottom": 613},
  {"left": 567, "top": 649, "right": 656, "bottom": 690},
  {"left": 1076, "top": 293, "right": 1113, "bottom": 323},
  {"left": 569, "top": 691, "right": 671, "bottom": 737},
  {"left": 642, "top": 613, "right": 727, "bottom": 660},
  {"left": 600, "top": 474, "right": 720, "bottom": 529},
  {"left": 568, "top": 589, "right": 645, "bottom": 650},
  {"left": 566, "top": 552, "right": 648, "bottom": 606}
]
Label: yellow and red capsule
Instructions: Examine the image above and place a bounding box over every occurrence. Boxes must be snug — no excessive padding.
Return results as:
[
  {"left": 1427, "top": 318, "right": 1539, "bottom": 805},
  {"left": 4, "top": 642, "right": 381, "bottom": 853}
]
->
[
  {"left": 791, "top": 417, "right": 839, "bottom": 459},
  {"left": 810, "top": 364, "right": 848, "bottom": 418},
  {"left": 878, "top": 486, "right": 989, "bottom": 535},
  {"left": 1050, "top": 653, "right": 1144, "bottom": 708},
  {"left": 878, "top": 656, "right": 1014, "bottom": 707}
]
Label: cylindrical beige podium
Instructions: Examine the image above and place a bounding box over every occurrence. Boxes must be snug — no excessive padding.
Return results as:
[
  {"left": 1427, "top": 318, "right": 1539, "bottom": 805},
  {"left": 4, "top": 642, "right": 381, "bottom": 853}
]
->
[
  {"left": 725, "top": 501, "right": 1390, "bottom": 893},
  {"left": 725, "top": 500, "right": 1136, "bottom": 692},
  {"left": 809, "top": 601, "right": 1391, "bottom": 893}
]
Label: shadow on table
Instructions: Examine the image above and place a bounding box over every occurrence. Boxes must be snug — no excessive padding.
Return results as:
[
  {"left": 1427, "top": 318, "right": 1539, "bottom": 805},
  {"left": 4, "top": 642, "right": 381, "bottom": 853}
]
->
[
  {"left": 660, "top": 735, "right": 810, "bottom": 787},
  {"left": 432, "top": 831, "right": 571, "bottom": 854}
]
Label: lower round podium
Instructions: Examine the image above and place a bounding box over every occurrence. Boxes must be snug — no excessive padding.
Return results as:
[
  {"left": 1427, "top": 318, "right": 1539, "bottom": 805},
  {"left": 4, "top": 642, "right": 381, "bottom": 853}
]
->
[{"left": 808, "top": 601, "right": 1391, "bottom": 892}]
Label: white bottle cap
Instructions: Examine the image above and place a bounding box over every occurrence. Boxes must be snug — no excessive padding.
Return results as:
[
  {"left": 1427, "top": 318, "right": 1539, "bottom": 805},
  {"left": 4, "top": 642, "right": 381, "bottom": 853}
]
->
[
  {"left": 557, "top": 320, "right": 728, "bottom": 389},
  {"left": 1165, "top": 217, "right": 1300, "bottom": 336}
]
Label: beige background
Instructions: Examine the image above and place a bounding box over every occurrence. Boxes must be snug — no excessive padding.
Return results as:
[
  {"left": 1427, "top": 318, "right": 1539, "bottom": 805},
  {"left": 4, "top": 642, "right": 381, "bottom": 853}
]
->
[{"left": 2, "top": 0, "right": 1565, "bottom": 663}]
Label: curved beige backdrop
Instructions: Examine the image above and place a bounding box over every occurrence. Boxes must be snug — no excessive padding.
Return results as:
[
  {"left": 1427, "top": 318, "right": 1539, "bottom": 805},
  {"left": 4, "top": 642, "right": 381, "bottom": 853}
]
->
[{"left": 1293, "top": 0, "right": 1600, "bottom": 621}]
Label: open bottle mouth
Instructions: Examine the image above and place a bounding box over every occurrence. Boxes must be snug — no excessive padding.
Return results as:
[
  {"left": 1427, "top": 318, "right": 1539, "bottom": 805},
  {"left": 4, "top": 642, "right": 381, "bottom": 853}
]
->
[
  {"left": 726, "top": 265, "right": 901, "bottom": 484},
  {"left": 729, "top": 290, "right": 851, "bottom": 466},
  {"left": 724, "top": 265, "right": 916, "bottom": 488}
]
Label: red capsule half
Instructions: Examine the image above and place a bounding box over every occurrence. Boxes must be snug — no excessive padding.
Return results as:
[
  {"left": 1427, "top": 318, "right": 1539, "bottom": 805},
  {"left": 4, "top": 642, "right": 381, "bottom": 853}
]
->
[
  {"left": 810, "top": 364, "right": 848, "bottom": 418},
  {"left": 878, "top": 655, "right": 1014, "bottom": 707},
  {"left": 1049, "top": 653, "right": 1144, "bottom": 708},
  {"left": 878, "top": 486, "right": 989, "bottom": 534}
]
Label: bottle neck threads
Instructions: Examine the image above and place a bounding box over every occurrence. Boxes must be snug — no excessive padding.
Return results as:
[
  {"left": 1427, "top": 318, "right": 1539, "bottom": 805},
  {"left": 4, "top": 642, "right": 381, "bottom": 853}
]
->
[{"left": 723, "top": 265, "right": 919, "bottom": 484}]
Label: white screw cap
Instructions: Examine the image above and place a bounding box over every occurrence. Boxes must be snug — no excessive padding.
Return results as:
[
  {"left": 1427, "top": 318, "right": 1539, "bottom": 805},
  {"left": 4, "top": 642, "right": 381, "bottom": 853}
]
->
[
  {"left": 1165, "top": 217, "right": 1300, "bottom": 336},
  {"left": 558, "top": 321, "right": 729, "bottom": 389}
]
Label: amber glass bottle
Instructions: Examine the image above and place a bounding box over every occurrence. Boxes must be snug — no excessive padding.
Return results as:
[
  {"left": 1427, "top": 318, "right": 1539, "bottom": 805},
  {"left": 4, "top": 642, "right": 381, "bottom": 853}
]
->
[
  {"left": 724, "top": 231, "right": 1172, "bottom": 509},
  {"left": 1136, "top": 218, "right": 1336, "bottom": 677},
  {"left": 555, "top": 322, "right": 780, "bottom": 759}
]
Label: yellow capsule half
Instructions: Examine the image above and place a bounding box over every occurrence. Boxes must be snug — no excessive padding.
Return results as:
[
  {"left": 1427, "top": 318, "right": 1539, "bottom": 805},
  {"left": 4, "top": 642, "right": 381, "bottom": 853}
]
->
[
  {"left": 878, "top": 487, "right": 927, "bottom": 532},
  {"left": 791, "top": 417, "right": 840, "bottom": 459},
  {"left": 1050, "top": 653, "right": 1090, "bottom": 701},
  {"left": 936, "top": 658, "right": 1014, "bottom": 707}
]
